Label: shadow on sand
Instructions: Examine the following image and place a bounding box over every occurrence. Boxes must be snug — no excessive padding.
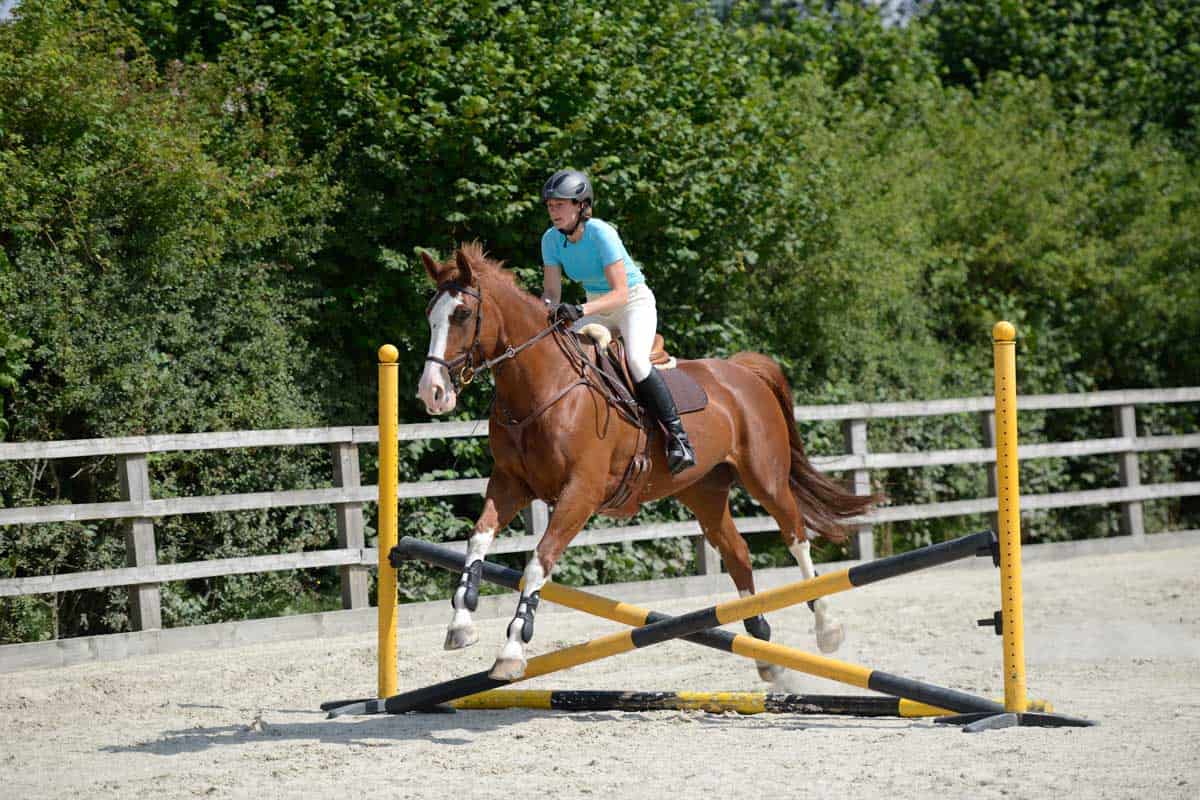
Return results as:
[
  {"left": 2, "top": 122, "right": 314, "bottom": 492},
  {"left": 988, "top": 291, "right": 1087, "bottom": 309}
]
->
[{"left": 99, "top": 705, "right": 906, "bottom": 756}]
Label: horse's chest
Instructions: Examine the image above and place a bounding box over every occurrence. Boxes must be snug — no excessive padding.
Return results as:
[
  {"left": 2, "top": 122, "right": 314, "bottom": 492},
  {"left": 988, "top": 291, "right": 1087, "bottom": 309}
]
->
[
  {"left": 513, "top": 446, "right": 574, "bottom": 502},
  {"left": 490, "top": 422, "right": 628, "bottom": 505},
  {"left": 489, "top": 423, "right": 567, "bottom": 499},
  {"left": 524, "top": 461, "right": 569, "bottom": 504}
]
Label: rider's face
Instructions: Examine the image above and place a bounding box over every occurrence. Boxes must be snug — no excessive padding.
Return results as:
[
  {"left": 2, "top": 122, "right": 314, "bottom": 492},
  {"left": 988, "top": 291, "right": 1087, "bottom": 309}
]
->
[{"left": 546, "top": 198, "right": 578, "bottom": 227}]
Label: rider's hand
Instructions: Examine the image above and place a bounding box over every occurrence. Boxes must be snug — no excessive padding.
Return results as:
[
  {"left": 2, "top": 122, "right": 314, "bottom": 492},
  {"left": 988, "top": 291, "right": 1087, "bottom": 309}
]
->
[{"left": 549, "top": 303, "right": 584, "bottom": 325}]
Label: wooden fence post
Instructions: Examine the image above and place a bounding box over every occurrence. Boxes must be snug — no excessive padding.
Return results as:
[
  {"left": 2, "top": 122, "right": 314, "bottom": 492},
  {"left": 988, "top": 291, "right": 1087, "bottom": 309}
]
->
[
  {"left": 692, "top": 532, "right": 722, "bottom": 576},
  {"left": 117, "top": 453, "right": 162, "bottom": 631},
  {"left": 843, "top": 418, "right": 875, "bottom": 561},
  {"left": 331, "top": 442, "right": 369, "bottom": 609},
  {"left": 520, "top": 500, "right": 550, "bottom": 541},
  {"left": 1114, "top": 404, "right": 1145, "bottom": 539}
]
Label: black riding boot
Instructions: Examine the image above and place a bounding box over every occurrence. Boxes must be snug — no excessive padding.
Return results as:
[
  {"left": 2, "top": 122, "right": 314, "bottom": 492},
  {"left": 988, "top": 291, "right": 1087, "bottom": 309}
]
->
[{"left": 635, "top": 370, "right": 696, "bottom": 475}]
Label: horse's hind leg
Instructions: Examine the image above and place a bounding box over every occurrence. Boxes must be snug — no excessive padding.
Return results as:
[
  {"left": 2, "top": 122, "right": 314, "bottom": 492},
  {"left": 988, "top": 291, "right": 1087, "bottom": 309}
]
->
[
  {"left": 446, "top": 469, "right": 531, "bottom": 651},
  {"left": 676, "top": 467, "right": 782, "bottom": 684},
  {"left": 735, "top": 465, "right": 846, "bottom": 654},
  {"left": 781, "top": 531, "right": 845, "bottom": 653}
]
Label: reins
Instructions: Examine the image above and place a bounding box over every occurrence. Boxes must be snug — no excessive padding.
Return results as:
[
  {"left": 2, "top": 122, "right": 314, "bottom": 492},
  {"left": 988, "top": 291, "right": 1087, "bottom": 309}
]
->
[{"left": 423, "top": 281, "right": 644, "bottom": 432}]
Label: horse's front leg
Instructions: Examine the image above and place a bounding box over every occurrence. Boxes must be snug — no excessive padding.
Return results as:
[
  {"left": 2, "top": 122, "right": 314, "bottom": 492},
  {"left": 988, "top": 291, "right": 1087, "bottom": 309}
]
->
[
  {"left": 445, "top": 469, "right": 531, "bottom": 650},
  {"left": 788, "top": 537, "right": 846, "bottom": 653},
  {"left": 489, "top": 483, "right": 601, "bottom": 681}
]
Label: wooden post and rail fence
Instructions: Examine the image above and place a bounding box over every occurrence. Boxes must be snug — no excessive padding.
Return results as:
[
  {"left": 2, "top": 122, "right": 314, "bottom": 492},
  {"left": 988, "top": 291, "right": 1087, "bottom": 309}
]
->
[{"left": 1, "top": 378, "right": 1198, "bottom": 671}]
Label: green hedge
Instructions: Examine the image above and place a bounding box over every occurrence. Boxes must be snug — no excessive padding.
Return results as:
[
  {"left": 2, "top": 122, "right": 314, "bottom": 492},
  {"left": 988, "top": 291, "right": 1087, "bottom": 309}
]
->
[{"left": 1, "top": 1, "right": 1197, "bottom": 643}]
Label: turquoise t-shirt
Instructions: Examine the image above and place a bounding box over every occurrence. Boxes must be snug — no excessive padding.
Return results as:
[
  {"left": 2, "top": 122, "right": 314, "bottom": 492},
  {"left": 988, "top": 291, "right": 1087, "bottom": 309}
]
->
[{"left": 541, "top": 218, "right": 646, "bottom": 294}]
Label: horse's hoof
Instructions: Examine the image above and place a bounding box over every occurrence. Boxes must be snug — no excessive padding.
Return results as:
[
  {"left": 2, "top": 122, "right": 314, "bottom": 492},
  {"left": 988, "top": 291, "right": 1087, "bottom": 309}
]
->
[
  {"left": 488, "top": 657, "right": 527, "bottom": 681},
  {"left": 757, "top": 662, "right": 785, "bottom": 684},
  {"left": 443, "top": 625, "right": 478, "bottom": 651},
  {"left": 816, "top": 622, "right": 846, "bottom": 653}
]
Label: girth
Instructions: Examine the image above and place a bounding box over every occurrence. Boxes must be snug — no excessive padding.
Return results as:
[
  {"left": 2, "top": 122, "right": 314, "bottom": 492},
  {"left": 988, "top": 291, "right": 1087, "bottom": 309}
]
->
[
  {"left": 490, "top": 324, "right": 706, "bottom": 518},
  {"left": 583, "top": 336, "right": 706, "bottom": 517}
]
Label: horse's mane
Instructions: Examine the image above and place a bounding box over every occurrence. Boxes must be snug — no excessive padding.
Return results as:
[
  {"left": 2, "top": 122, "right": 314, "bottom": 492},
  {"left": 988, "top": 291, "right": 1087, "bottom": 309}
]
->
[{"left": 451, "top": 241, "right": 546, "bottom": 316}]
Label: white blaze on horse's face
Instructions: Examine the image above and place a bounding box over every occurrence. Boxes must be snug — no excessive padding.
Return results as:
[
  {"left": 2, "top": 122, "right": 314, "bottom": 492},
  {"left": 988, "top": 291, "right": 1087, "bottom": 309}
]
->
[{"left": 417, "top": 290, "right": 462, "bottom": 415}]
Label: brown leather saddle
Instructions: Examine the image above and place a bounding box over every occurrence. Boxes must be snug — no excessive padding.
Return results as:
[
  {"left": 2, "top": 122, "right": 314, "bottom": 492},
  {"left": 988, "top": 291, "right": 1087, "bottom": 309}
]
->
[
  {"left": 584, "top": 332, "right": 708, "bottom": 419},
  {"left": 576, "top": 330, "right": 708, "bottom": 518}
]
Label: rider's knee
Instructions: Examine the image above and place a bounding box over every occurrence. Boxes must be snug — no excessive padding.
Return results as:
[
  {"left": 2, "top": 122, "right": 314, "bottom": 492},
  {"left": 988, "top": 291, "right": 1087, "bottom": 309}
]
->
[{"left": 627, "top": 354, "right": 653, "bottom": 382}]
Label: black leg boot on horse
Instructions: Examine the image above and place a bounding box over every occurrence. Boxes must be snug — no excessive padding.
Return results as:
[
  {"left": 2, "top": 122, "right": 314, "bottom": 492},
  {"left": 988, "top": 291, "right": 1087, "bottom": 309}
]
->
[{"left": 635, "top": 369, "right": 696, "bottom": 475}]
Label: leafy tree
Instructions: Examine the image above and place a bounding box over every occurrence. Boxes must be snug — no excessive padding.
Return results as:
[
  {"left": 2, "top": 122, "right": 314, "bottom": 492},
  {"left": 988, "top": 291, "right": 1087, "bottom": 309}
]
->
[
  {"left": 0, "top": 2, "right": 342, "bottom": 640},
  {"left": 751, "top": 69, "right": 1200, "bottom": 545},
  {"left": 117, "top": 0, "right": 856, "bottom": 418},
  {"left": 927, "top": 0, "right": 1200, "bottom": 157}
]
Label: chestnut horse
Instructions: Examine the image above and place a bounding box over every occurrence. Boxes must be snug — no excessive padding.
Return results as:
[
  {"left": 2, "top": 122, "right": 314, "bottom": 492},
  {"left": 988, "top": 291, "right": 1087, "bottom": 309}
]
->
[{"left": 416, "top": 243, "right": 877, "bottom": 682}]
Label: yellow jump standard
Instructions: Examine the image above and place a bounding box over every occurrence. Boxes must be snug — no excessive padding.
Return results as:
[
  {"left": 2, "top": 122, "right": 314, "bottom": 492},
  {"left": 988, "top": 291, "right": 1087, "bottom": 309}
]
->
[
  {"left": 933, "top": 322, "right": 1095, "bottom": 731},
  {"left": 376, "top": 345, "right": 400, "bottom": 699}
]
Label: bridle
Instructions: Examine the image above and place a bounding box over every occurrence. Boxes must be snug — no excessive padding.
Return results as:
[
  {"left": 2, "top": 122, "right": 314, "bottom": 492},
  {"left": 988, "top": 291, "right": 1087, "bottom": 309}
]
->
[
  {"left": 423, "top": 280, "right": 561, "bottom": 391},
  {"left": 423, "top": 281, "right": 485, "bottom": 389}
]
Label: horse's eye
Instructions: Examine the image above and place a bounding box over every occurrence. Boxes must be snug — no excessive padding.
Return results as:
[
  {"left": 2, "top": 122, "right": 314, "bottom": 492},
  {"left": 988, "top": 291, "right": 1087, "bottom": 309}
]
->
[{"left": 451, "top": 307, "right": 472, "bottom": 324}]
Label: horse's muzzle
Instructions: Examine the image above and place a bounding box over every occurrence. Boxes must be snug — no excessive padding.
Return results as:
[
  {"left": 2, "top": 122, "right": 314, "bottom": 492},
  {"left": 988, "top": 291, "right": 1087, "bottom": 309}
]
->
[{"left": 418, "top": 363, "right": 458, "bottom": 415}]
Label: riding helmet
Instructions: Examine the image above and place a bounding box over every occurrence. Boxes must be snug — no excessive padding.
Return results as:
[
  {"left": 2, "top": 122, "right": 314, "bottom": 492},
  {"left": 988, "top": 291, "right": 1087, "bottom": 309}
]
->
[{"left": 541, "top": 169, "right": 594, "bottom": 207}]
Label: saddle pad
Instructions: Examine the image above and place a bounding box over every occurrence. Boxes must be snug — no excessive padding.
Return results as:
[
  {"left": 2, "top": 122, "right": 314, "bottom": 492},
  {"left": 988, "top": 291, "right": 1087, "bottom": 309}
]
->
[{"left": 660, "top": 365, "right": 707, "bottom": 415}]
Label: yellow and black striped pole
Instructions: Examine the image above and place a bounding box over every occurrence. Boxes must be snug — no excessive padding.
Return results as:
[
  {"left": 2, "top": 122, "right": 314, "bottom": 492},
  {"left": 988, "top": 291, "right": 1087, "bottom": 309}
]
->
[
  {"left": 317, "top": 535, "right": 1054, "bottom": 718},
  {"left": 451, "top": 689, "right": 1054, "bottom": 717},
  {"left": 328, "top": 529, "right": 1000, "bottom": 717},
  {"left": 377, "top": 345, "right": 400, "bottom": 699},
  {"left": 452, "top": 689, "right": 980, "bottom": 717}
]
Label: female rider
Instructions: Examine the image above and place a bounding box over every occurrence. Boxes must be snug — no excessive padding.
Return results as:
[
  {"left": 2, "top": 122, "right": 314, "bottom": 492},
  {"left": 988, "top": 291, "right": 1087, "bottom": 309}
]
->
[{"left": 540, "top": 169, "right": 696, "bottom": 475}]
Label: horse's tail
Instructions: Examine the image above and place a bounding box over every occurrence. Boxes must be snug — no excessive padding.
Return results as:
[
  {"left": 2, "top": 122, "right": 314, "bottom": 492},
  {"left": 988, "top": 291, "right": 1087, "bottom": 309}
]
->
[{"left": 730, "top": 352, "right": 879, "bottom": 543}]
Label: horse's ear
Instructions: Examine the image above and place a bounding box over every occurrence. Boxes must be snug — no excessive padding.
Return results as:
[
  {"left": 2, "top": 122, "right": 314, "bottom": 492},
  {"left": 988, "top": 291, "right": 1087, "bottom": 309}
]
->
[
  {"left": 419, "top": 250, "right": 440, "bottom": 284},
  {"left": 454, "top": 248, "right": 475, "bottom": 287}
]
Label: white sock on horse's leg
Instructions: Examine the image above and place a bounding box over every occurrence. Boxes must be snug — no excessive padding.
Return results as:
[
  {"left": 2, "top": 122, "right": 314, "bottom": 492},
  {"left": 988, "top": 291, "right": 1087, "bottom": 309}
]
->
[
  {"left": 787, "top": 538, "right": 846, "bottom": 653},
  {"left": 444, "top": 526, "right": 495, "bottom": 650},
  {"left": 490, "top": 557, "right": 547, "bottom": 680}
]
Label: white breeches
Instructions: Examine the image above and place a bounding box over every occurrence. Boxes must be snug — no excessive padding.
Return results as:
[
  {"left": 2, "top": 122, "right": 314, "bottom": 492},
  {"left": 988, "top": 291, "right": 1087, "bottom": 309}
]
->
[{"left": 573, "top": 283, "right": 658, "bottom": 382}]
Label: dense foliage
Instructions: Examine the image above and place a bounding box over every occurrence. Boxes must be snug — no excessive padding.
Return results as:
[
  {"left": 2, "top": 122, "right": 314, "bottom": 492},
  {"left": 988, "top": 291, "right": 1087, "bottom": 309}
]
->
[
  {"left": 0, "top": 3, "right": 343, "bottom": 638},
  {"left": 2, "top": 0, "right": 1197, "bottom": 642},
  {"left": 930, "top": 0, "right": 1200, "bottom": 158}
]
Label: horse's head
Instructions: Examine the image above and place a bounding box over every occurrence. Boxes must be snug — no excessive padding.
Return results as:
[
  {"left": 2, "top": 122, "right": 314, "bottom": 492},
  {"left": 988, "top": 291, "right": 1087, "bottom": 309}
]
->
[{"left": 416, "top": 245, "right": 490, "bottom": 415}]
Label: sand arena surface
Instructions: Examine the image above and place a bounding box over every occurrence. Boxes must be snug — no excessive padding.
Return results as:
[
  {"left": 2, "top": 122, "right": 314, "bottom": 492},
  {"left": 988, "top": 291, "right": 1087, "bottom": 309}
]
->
[{"left": 2, "top": 543, "right": 1198, "bottom": 799}]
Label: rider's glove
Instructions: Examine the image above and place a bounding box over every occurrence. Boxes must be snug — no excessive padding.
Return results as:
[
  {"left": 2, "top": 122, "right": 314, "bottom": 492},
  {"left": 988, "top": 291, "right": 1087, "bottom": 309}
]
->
[{"left": 549, "top": 303, "right": 584, "bottom": 325}]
